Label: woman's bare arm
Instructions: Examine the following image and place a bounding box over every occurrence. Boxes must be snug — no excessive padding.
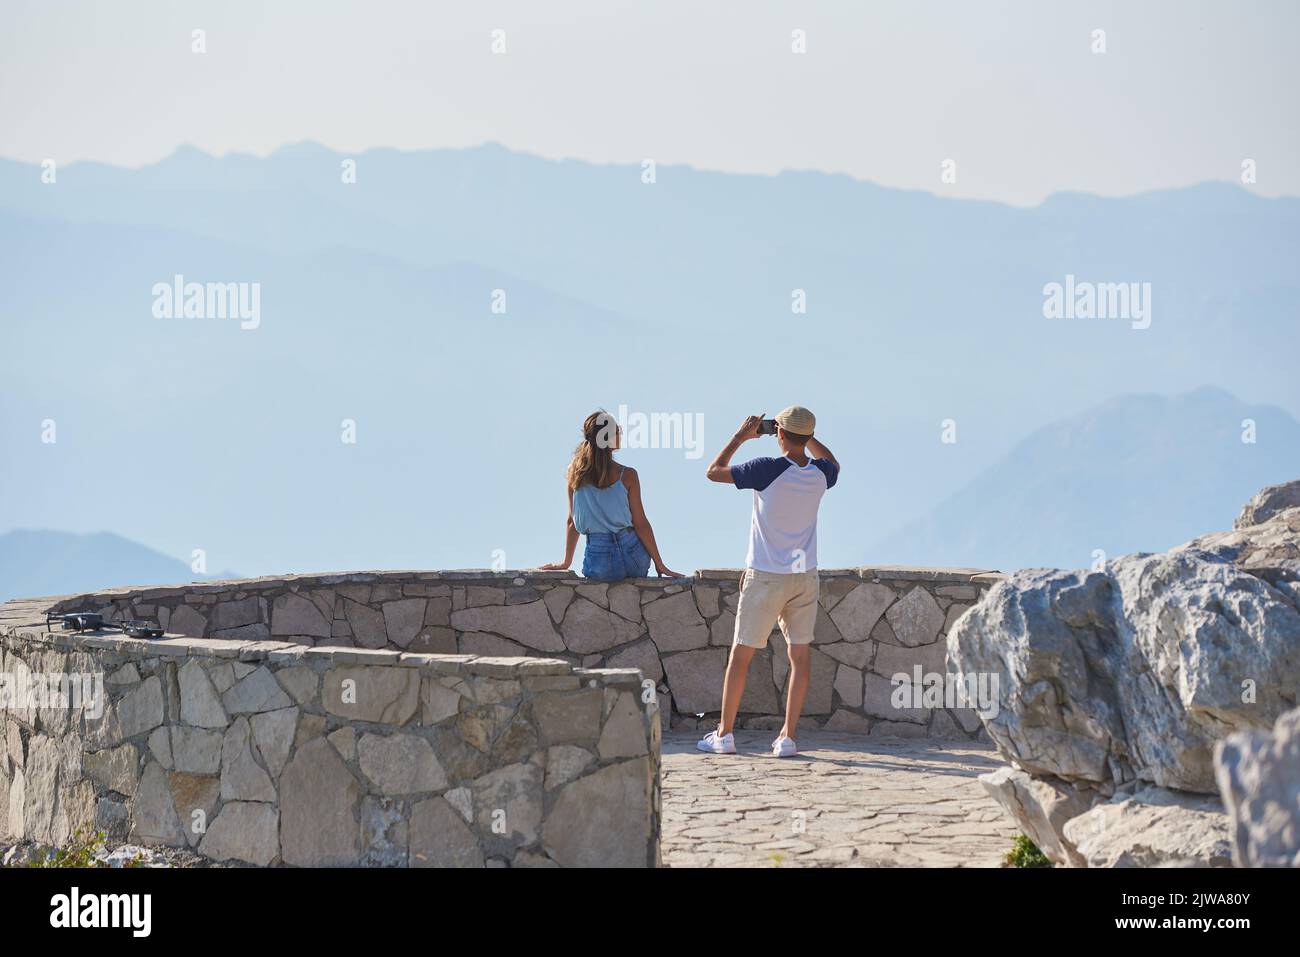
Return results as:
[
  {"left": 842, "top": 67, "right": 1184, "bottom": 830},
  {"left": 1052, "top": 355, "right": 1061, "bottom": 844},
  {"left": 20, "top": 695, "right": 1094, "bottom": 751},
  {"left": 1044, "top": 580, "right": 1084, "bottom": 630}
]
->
[
  {"left": 624, "top": 467, "right": 683, "bottom": 577},
  {"left": 538, "top": 486, "right": 579, "bottom": 570}
]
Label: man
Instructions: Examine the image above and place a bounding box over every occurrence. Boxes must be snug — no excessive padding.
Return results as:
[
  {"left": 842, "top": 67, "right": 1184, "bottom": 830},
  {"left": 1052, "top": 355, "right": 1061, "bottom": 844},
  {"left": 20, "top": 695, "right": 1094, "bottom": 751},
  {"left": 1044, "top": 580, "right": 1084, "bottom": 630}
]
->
[{"left": 699, "top": 406, "right": 839, "bottom": 757}]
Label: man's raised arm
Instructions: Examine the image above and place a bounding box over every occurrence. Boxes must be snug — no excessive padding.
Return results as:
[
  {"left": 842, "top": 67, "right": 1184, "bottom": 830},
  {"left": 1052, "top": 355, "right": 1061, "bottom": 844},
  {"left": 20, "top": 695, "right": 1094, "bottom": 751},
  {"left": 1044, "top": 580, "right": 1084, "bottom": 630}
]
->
[
  {"left": 807, "top": 436, "right": 838, "bottom": 471},
  {"left": 706, "top": 414, "right": 764, "bottom": 484}
]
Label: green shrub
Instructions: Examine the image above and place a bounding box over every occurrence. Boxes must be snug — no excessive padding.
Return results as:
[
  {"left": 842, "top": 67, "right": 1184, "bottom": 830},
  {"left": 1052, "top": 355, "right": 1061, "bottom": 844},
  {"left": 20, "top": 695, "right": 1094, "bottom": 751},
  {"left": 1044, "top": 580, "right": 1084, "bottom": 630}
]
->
[
  {"left": 1003, "top": 833, "right": 1051, "bottom": 868},
  {"left": 23, "top": 827, "right": 144, "bottom": 869}
]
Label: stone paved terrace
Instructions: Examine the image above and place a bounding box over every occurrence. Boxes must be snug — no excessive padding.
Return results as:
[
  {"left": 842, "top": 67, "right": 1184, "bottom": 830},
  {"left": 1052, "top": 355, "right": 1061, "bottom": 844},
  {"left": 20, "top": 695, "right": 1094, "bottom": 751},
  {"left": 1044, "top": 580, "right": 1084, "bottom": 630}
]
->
[{"left": 660, "top": 730, "right": 1017, "bottom": 867}]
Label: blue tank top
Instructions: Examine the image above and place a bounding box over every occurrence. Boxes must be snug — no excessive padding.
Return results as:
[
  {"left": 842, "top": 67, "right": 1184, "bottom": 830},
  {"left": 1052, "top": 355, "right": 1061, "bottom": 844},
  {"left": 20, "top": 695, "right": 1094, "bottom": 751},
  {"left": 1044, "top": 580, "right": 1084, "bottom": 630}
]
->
[{"left": 572, "top": 468, "right": 633, "bottom": 534}]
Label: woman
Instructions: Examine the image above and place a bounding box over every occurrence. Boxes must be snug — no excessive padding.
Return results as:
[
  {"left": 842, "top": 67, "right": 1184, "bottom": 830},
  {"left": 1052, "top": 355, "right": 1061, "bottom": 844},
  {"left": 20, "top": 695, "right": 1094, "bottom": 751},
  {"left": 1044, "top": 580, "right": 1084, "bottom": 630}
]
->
[{"left": 539, "top": 411, "right": 684, "bottom": 581}]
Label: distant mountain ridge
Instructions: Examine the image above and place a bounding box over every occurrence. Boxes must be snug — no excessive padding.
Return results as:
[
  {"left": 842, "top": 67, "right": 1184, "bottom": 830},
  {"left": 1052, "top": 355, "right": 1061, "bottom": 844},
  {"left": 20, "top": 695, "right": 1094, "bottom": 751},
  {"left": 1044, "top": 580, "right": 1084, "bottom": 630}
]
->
[
  {"left": 1, "top": 143, "right": 1297, "bottom": 574},
  {"left": 0, "top": 530, "right": 237, "bottom": 604},
  {"left": 868, "top": 387, "right": 1300, "bottom": 571}
]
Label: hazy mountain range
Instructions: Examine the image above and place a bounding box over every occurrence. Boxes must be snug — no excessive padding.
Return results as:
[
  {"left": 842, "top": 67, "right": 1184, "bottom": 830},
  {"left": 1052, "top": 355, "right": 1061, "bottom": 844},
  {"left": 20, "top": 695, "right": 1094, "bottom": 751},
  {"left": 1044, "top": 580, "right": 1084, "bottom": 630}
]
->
[
  {"left": 874, "top": 387, "right": 1300, "bottom": 569},
  {"left": 0, "top": 530, "right": 238, "bottom": 604},
  {"left": 1, "top": 143, "right": 1296, "bottom": 583}
]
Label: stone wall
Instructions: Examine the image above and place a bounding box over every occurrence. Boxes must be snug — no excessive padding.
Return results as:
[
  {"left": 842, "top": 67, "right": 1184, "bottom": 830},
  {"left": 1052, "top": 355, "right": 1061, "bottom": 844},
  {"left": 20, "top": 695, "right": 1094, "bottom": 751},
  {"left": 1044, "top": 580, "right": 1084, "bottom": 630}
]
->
[
  {"left": 32, "top": 565, "right": 1003, "bottom": 737},
  {"left": 0, "top": 597, "right": 661, "bottom": 867}
]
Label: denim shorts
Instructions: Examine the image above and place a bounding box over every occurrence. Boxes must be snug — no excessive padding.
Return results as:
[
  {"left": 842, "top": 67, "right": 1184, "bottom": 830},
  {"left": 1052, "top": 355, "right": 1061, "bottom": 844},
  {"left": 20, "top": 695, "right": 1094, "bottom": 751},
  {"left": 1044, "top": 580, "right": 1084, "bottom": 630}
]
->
[{"left": 581, "top": 528, "right": 651, "bottom": 582}]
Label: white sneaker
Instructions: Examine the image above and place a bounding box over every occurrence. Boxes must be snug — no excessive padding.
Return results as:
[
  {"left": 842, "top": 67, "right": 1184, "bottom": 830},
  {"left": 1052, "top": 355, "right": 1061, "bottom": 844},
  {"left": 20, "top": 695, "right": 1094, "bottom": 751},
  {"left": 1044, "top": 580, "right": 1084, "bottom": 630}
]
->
[
  {"left": 771, "top": 735, "right": 797, "bottom": 757},
  {"left": 697, "top": 730, "right": 736, "bottom": 754}
]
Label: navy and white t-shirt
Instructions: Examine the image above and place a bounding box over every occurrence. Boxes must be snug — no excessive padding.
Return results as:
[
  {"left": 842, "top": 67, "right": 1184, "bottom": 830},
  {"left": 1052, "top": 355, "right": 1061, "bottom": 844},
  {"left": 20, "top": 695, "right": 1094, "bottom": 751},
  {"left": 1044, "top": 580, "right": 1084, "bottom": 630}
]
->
[{"left": 731, "top": 455, "right": 838, "bottom": 574}]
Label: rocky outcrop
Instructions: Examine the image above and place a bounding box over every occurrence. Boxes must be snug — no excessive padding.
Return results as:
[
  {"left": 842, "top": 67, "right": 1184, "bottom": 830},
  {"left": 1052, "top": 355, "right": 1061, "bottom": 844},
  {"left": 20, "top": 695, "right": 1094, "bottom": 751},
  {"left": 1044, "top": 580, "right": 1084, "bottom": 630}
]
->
[
  {"left": 1179, "top": 498, "right": 1300, "bottom": 573},
  {"left": 1235, "top": 480, "right": 1300, "bottom": 530},
  {"left": 979, "top": 766, "right": 1099, "bottom": 867},
  {"left": 1061, "top": 786, "right": 1233, "bottom": 868},
  {"left": 1214, "top": 705, "right": 1300, "bottom": 867},
  {"left": 953, "top": 550, "right": 1298, "bottom": 795},
  {"left": 951, "top": 481, "right": 1300, "bottom": 866}
]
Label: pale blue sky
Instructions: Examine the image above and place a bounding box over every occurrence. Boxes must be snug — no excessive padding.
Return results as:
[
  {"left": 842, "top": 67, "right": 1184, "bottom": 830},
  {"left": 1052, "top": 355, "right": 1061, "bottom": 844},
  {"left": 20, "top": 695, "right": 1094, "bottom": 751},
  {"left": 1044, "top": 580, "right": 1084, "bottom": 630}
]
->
[{"left": 1, "top": 0, "right": 1296, "bottom": 205}]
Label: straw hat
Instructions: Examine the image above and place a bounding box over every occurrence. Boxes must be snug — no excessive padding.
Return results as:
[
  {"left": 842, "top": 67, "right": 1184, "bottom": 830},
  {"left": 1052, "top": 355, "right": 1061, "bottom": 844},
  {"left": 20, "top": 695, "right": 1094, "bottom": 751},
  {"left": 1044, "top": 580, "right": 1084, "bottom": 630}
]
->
[{"left": 775, "top": 405, "right": 815, "bottom": 436}]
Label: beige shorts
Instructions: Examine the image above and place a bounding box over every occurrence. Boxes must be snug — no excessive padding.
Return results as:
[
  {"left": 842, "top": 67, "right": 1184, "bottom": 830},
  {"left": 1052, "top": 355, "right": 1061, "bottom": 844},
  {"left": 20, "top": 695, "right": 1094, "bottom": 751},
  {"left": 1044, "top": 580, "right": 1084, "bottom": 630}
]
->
[{"left": 733, "top": 568, "right": 820, "bottom": 649}]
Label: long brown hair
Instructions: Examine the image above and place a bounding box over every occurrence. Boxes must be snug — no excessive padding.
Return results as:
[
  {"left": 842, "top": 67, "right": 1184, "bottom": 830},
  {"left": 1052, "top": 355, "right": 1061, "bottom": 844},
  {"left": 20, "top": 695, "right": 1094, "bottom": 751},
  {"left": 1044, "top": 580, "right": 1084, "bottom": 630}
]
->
[{"left": 566, "top": 410, "right": 620, "bottom": 491}]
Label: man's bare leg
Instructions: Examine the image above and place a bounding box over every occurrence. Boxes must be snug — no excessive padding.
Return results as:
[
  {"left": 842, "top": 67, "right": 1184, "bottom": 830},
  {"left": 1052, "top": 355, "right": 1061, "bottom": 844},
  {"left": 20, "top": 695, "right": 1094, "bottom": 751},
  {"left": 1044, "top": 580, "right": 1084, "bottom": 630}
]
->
[
  {"left": 718, "top": 644, "right": 756, "bottom": 735},
  {"left": 780, "top": 644, "right": 812, "bottom": 739}
]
